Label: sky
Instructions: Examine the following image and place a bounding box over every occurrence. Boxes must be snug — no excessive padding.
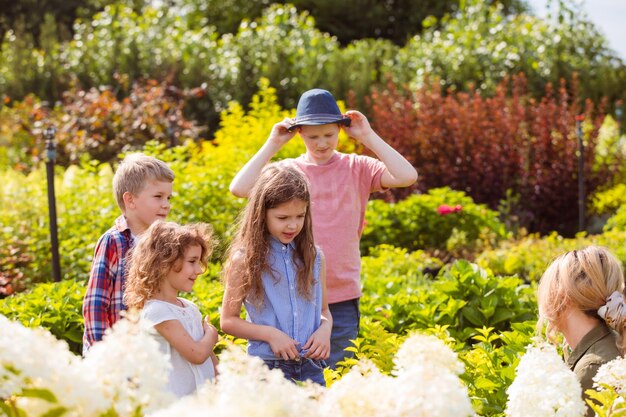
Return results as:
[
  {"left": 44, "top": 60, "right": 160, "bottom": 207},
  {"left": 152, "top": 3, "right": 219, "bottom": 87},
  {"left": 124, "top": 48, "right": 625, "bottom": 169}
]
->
[{"left": 525, "top": 0, "right": 626, "bottom": 60}]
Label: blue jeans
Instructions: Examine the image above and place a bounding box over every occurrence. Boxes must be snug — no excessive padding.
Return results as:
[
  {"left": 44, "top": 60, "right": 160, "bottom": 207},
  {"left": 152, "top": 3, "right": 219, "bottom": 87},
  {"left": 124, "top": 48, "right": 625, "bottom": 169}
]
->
[
  {"left": 327, "top": 298, "right": 360, "bottom": 369},
  {"left": 264, "top": 358, "right": 327, "bottom": 386}
]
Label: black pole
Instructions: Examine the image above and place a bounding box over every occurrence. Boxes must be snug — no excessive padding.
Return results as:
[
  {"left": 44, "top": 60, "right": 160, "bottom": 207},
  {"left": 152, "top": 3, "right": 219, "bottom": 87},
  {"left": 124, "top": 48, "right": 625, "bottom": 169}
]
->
[
  {"left": 576, "top": 115, "right": 585, "bottom": 232},
  {"left": 44, "top": 126, "right": 61, "bottom": 282}
]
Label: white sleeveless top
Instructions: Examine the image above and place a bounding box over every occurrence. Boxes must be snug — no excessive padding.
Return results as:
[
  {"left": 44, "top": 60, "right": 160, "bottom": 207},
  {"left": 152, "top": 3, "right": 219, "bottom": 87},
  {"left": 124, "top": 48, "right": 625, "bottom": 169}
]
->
[{"left": 142, "top": 298, "right": 215, "bottom": 397}]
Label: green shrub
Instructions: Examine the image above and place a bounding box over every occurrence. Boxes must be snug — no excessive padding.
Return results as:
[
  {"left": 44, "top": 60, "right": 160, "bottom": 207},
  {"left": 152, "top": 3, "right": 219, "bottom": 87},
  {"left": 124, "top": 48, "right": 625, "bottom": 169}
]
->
[
  {"left": 3, "top": 0, "right": 623, "bottom": 138},
  {"left": 460, "top": 322, "right": 535, "bottom": 416},
  {"left": 477, "top": 230, "right": 626, "bottom": 282},
  {"left": 361, "top": 187, "right": 509, "bottom": 256},
  {"left": 0, "top": 279, "right": 86, "bottom": 354},
  {"left": 591, "top": 183, "right": 626, "bottom": 217},
  {"left": 388, "top": 0, "right": 626, "bottom": 106},
  {"left": 0, "top": 263, "right": 225, "bottom": 356},
  {"left": 361, "top": 248, "right": 535, "bottom": 344},
  {"left": 0, "top": 83, "right": 288, "bottom": 288}
]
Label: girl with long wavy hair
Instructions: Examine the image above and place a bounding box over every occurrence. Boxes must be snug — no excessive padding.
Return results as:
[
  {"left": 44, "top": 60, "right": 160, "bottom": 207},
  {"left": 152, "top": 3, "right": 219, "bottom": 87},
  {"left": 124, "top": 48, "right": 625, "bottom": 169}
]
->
[{"left": 221, "top": 162, "right": 332, "bottom": 385}]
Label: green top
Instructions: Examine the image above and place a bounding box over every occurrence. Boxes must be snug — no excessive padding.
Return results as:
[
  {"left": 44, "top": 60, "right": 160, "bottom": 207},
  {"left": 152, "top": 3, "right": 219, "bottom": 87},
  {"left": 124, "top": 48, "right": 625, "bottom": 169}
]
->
[{"left": 566, "top": 322, "right": 621, "bottom": 417}]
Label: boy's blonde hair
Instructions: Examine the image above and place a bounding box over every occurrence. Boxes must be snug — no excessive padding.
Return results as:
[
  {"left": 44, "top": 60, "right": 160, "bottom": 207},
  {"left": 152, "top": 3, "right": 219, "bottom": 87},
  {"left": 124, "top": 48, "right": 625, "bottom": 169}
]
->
[
  {"left": 537, "top": 245, "right": 626, "bottom": 352},
  {"left": 124, "top": 221, "right": 215, "bottom": 309},
  {"left": 113, "top": 153, "right": 175, "bottom": 211}
]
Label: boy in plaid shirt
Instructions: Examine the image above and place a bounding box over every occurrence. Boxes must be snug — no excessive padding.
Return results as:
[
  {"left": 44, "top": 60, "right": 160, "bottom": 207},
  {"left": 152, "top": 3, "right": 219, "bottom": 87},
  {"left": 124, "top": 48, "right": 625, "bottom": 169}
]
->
[{"left": 82, "top": 153, "right": 174, "bottom": 354}]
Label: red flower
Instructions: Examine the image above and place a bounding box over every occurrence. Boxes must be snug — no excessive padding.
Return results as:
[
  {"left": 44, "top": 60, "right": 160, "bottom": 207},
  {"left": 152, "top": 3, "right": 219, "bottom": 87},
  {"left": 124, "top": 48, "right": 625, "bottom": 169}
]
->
[{"left": 437, "top": 204, "right": 463, "bottom": 216}]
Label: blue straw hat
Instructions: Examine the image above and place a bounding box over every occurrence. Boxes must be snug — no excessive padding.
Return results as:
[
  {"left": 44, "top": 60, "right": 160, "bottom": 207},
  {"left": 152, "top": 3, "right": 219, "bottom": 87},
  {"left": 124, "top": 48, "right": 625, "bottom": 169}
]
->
[{"left": 288, "top": 89, "right": 351, "bottom": 132}]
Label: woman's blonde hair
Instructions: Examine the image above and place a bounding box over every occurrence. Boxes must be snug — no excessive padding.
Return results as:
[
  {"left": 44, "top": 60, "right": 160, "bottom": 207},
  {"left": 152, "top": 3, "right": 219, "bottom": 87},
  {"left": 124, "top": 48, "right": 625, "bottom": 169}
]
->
[
  {"left": 537, "top": 245, "right": 626, "bottom": 352},
  {"left": 124, "top": 221, "right": 215, "bottom": 309},
  {"left": 224, "top": 162, "right": 316, "bottom": 308}
]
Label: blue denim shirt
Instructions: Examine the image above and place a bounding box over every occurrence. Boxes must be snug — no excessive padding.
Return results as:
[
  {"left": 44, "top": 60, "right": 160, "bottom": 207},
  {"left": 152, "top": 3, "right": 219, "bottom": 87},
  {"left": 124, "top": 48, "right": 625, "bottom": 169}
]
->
[{"left": 245, "top": 237, "right": 322, "bottom": 360}]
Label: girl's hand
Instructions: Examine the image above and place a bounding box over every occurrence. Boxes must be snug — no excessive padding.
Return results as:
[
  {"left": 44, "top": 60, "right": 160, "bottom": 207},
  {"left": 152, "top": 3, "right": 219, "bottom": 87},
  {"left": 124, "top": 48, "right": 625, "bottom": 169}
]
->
[
  {"left": 268, "top": 117, "right": 297, "bottom": 147},
  {"left": 342, "top": 110, "right": 375, "bottom": 147},
  {"left": 268, "top": 328, "right": 300, "bottom": 360},
  {"left": 203, "top": 315, "right": 219, "bottom": 345},
  {"left": 302, "top": 325, "right": 331, "bottom": 360}
]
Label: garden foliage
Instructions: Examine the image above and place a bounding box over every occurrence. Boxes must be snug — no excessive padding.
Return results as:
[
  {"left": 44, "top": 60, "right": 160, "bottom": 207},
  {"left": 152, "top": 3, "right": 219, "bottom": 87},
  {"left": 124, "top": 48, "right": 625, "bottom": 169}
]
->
[
  {"left": 1, "top": 243, "right": 537, "bottom": 415},
  {"left": 361, "top": 188, "right": 508, "bottom": 256},
  {"left": 1, "top": 1, "right": 624, "bottom": 130},
  {"left": 390, "top": 0, "right": 626, "bottom": 107},
  {"left": 367, "top": 74, "right": 620, "bottom": 234},
  {"left": 0, "top": 82, "right": 206, "bottom": 170},
  {"left": 477, "top": 230, "right": 626, "bottom": 282}
]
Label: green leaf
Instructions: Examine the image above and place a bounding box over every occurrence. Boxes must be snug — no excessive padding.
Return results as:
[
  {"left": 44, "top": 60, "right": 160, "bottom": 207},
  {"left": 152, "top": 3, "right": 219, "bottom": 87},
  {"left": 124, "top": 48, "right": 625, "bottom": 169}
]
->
[
  {"left": 41, "top": 407, "right": 69, "bottom": 417},
  {"left": 19, "top": 388, "right": 58, "bottom": 403},
  {"left": 462, "top": 306, "right": 485, "bottom": 327}
]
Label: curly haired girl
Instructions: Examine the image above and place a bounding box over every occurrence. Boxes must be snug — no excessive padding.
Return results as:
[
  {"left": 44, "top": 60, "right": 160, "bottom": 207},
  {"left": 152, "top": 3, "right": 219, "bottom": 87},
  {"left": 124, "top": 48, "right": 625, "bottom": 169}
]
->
[{"left": 124, "top": 220, "right": 218, "bottom": 397}]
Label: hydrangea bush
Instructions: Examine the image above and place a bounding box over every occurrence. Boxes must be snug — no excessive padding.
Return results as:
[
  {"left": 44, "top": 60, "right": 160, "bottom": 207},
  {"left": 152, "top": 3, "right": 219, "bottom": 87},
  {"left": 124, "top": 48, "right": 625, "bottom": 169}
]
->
[{"left": 506, "top": 343, "right": 586, "bottom": 417}]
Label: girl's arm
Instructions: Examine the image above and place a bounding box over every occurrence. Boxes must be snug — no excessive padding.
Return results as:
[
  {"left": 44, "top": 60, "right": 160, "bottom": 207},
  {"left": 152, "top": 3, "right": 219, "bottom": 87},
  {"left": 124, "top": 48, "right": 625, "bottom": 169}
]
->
[
  {"left": 209, "top": 351, "right": 219, "bottom": 377},
  {"left": 303, "top": 250, "right": 333, "bottom": 360},
  {"left": 220, "top": 253, "right": 301, "bottom": 360},
  {"left": 154, "top": 317, "right": 218, "bottom": 365}
]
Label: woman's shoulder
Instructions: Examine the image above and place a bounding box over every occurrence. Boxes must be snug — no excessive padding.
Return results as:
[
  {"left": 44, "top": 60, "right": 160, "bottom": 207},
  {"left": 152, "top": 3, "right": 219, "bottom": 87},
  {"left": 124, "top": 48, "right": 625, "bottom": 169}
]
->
[{"left": 581, "top": 331, "right": 621, "bottom": 364}]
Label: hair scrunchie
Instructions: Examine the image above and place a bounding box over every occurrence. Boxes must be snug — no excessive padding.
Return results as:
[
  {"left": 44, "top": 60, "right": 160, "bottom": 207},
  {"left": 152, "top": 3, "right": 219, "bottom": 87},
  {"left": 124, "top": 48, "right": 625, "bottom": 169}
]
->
[{"left": 598, "top": 291, "right": 626, "bottom": 331}]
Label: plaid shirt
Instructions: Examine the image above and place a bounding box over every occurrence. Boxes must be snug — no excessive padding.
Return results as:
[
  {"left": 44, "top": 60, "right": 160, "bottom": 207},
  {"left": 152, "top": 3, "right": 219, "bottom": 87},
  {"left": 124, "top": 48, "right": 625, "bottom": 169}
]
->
[{"left": 82, "top": 215, "right": 133, "bottom": 354}]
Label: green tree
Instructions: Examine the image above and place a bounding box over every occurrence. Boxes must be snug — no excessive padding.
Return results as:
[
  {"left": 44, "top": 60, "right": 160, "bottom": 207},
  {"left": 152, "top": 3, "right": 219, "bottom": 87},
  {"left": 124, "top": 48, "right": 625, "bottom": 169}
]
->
[
  {"left": 168, "top": 0, "right": 527, "bottom": 44},
  {"left": 0, "top": 0, "right": 130, "bottom": 46}
]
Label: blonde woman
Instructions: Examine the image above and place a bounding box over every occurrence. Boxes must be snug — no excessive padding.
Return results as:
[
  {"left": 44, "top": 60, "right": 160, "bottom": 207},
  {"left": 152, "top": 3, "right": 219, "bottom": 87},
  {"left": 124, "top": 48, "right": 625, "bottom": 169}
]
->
[{"left": 537, "top": 246, "right": 626, "bottom": 415}]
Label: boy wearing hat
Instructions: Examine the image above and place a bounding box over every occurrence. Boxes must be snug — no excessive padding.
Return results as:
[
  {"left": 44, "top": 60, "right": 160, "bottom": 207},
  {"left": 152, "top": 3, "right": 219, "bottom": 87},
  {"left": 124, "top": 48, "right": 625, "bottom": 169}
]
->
[{"left": 230, "top": 88, "right": 417, "bottom": 369}]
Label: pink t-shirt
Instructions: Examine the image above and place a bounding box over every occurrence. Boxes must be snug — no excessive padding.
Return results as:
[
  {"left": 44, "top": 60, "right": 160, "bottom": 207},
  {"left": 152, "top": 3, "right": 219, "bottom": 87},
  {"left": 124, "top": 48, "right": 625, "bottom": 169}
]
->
[{"left": 292, "top": 152, "right": 386, "bottom": 303}]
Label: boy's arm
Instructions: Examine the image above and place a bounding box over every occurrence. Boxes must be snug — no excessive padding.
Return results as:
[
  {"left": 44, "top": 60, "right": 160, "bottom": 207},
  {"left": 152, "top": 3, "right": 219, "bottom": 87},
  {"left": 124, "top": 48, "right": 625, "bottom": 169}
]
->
[
  {"left": 229, "top": 118, "right": 296, "bottom": 197},
  {"left": 344, "top": 110, "right": 418, "bottom": 189},
  {"left": 220, "top": 254, "right": 300, "bottom": 360},
  {"left": 82, "top": 235, "right": 116, "bottom": 351}
]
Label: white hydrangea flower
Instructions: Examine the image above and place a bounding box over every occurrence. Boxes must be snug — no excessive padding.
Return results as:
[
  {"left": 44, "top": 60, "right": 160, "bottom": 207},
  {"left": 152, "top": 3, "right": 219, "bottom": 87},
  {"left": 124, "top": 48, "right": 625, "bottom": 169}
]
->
[
  {"left": 506, "top": 343, "right": 586, "bottom": 417},
  {"left": 0, "top": 314, "right": 108, "bottom": 416},
  {"left": 320, "top": 359, "right": 394, "bottom": 417},
  {"left": 393, "top": 333, "right": 464, "bottom": 375},
  {"left": 82, "top": 312, "right": 175, "bottom": 416},
  {"left": 392, "top": 334, "right": 472, "bottom": 417},
  {"left": 593, "top": 356, "right": 626, "bottom": 394},
  {"left": 322, "top": 335, "right": 473, "bottom": 417},
  {"left": 150, "top": 345, "right": 319, "bottom": 417},
  {"left": 393, "top": 361, "right": 473, "bottom": 417}
]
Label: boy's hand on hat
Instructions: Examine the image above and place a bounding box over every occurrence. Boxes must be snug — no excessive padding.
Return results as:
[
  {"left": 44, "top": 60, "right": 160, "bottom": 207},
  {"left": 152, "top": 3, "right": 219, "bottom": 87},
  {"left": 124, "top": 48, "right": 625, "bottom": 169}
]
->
[
  {"left": 343, "top": 110, "right": 375, "bottom": 146},
  {"left": 268, "top": 118, "right": 297, "bottom": 147}
]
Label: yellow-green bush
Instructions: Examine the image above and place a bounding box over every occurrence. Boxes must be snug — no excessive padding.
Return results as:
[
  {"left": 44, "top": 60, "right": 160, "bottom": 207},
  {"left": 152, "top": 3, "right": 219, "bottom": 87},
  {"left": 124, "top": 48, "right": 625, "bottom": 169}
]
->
[{"left": 477, "top": 230, "right": 626, "bottom": 282}]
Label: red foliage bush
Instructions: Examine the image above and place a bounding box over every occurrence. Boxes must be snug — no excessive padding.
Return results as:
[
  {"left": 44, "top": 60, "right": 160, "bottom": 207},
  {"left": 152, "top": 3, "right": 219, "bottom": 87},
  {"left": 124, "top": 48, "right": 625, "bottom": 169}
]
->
[
  {"left": 365, "top": 74, "right": 615, "bottom": 234},
  {"left": 2, "top": 80, "right": 206, "bottom": 169}
]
